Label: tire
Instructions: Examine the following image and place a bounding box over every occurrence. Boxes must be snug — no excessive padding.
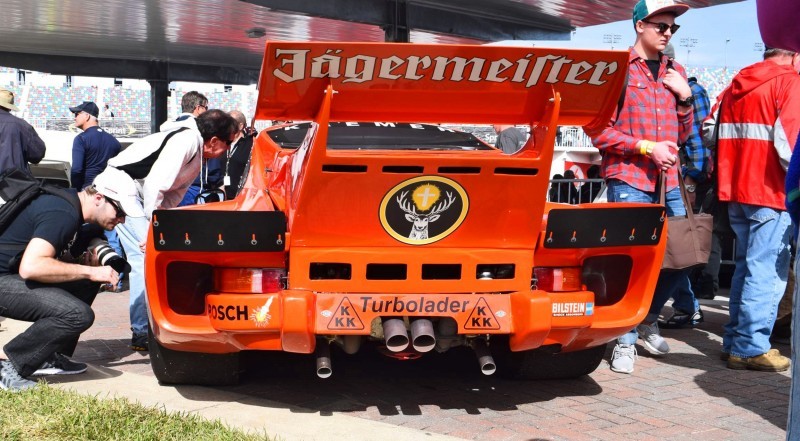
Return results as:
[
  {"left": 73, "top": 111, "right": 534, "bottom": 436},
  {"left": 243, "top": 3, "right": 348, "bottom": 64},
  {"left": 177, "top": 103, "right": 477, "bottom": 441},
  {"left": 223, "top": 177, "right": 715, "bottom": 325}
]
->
[
  {"left": 148, "top": 327, "right": 241, "bottom": 386},
  {"left": 497, "top": 342, "right": 607, "bottom": 380}
]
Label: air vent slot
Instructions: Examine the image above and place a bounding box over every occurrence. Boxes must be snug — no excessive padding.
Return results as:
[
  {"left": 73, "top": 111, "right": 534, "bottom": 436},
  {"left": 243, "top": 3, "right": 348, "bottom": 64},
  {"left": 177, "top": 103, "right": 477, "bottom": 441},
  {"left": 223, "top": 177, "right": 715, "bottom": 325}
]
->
[
  {"left": 476, "top": 264, "right": 515, "bottom": 279},
  {"left": 366, "top": 263, "right": 407, "bottom": 280},
  {"left": 310, "top": 263, "right": 352, "bottom": 280},
  {"left": 494, "top": 167, "right": 538, "bottom": 176},
  {"left": 422, "top": 264, "right": 462, "bottom": 280},
  {"left": 438, "top": 166, "right": 481, "bottom": 174},
  {"left": 383, "top": 165, "right": 424, "bottom": 173},
  {"left": 322, "top": 164, "right": 367, "bottom": 173}
]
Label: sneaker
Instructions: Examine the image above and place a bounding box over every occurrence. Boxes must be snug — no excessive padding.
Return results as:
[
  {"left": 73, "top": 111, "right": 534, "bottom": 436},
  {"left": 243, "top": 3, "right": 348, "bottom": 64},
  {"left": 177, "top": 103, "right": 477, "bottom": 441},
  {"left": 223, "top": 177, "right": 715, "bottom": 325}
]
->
[
  {"left": 0, "top": 360, "right": 37, "bottom": 392},
  {"left": 727, "top": 348, "right": 790, "bottom": 372},
  {"left": 610, "top": 344, "right": 637, "bottom": 374},
  {"left": 32, "top": 353, "right": 88, "bottom": 376},
  {"left": 636, "top": 322, "right": 670, "bottom": 355},
  {"left": 130, "top": 333, "right": 148, "bottom": 351},
  {"left": 658, "top": 308, "right": 705, "bottom": 329}
]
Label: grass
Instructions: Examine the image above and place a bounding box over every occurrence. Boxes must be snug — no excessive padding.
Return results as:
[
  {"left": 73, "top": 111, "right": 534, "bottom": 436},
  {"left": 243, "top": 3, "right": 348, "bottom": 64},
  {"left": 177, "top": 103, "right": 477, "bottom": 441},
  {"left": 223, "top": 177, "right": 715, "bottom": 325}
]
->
[{"left": 0, "top": 384, "right": 273, "bottom": 441}]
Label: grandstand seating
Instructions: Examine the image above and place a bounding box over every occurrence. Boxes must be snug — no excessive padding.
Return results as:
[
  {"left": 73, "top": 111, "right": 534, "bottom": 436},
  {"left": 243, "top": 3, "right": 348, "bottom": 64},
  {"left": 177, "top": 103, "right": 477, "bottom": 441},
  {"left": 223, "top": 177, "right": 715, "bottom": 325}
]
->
[
  {"left": 686, "top": 66, "right": 737, "bottom": 101},
  {"left": 0, "top": 65, "right": 740, "bottom": 143},
  {"left": 105, "top": 87, "right": 150, "bottom": 120},
  {"left": 26, "top": 85, "right": 96, "bottom": 119}
]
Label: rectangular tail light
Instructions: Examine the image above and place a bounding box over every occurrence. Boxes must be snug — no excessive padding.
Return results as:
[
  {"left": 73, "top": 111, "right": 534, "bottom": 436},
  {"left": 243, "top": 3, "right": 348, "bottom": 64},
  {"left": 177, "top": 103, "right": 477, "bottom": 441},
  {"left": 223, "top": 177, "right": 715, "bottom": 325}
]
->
[
  {"left": 214, "top": 268, "right": 286, "bottom": 293},
  {"left": 533, "top": 267, "right": 583, "bottom": 292}
]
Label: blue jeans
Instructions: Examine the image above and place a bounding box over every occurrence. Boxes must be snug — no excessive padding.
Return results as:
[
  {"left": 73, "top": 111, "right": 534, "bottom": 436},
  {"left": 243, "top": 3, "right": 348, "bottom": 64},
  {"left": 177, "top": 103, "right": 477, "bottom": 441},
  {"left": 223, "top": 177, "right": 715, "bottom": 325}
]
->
[
  {"left": 0, "top": 275, "right": 97, "bottom": 377},
  {"left": 724, "top": 202, "right": 791, "bottom": 358},
  {"left": 104, "top": 228, "right": 125, "bottom": 289},
  {"left": 788, "top": 233, "right": 800, "bottom": 439},
  {"left": 605, "top": 179, "right": 698, "bottom": 345},
  {"left": 116, "top": 215, "right": 150, "bottom": 336}
]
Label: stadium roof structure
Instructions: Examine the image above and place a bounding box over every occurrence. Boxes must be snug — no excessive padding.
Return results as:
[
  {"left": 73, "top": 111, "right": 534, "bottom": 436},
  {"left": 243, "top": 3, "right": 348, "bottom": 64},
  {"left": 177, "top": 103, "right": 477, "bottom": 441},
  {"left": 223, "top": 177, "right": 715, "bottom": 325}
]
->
[
  {"left": 1, "top": 0, "right": 741, "bottom": 85},
  {"left": 0, "top": 0, "right": 740, "bottom": 129}
]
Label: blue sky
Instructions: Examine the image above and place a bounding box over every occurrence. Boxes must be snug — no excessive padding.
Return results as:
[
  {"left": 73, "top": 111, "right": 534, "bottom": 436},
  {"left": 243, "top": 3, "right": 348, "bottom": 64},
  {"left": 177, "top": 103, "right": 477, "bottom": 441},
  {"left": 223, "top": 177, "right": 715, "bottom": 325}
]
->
[{"left": 526, "top": 0, "right": 762, "bottom": 69}]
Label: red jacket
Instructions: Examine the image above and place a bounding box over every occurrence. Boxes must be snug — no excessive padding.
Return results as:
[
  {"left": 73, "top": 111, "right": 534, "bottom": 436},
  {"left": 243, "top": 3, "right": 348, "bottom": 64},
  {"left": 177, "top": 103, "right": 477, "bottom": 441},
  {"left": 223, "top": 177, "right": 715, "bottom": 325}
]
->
[{"left": 716, "top": 59, "right": 800, "bottom": 210}]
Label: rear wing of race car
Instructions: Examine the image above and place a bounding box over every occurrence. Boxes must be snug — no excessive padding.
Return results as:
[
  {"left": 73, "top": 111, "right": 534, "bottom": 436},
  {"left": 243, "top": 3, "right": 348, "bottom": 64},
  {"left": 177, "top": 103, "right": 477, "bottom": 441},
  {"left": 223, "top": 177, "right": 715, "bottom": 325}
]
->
[
  {"left": 252, "top": 42, "right": 630, "bottom": 250},
  {"left": 255, "top": 42, "right": 628, "bottom": 129}
]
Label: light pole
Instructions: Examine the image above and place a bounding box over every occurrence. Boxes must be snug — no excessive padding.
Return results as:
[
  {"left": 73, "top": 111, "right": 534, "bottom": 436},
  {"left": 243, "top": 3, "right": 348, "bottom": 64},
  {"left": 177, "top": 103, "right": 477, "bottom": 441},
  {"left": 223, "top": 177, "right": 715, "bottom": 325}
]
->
[
  {"left": 724, "top": 38, "right": 731, "bottom": 70},
  {"left": 603, "top": 33, "right": 621, "bottom": 50},
  {"left": 680, "top": 37, "right": 698, "bottom": 65}
]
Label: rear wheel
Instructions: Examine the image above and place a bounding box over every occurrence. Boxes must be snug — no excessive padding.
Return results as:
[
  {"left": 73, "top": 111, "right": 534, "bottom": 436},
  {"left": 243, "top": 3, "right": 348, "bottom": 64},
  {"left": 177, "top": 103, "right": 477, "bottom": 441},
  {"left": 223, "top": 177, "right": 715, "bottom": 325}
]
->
[
  {"left": 497, "top": 343, "right": 607, "bottom": 380},
  {"left": 148, "top": 327, "right": 241, "bottom": 386}
]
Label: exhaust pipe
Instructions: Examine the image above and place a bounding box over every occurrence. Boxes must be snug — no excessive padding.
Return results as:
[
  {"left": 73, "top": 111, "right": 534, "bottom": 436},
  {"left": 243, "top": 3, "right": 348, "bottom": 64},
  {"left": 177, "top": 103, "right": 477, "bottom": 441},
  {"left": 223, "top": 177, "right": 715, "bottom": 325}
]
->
[
  {"left": 410, "top": 318, "right": 436, "bottom": 353},
  {"left": 382, "top": 318, "right": 409, "bottom": 352},
  {"left": 315, "top": 341, "right": 332, "bottom": 379},
  {"left": 471, "top": 339, "right": 496, "bottom": 376}
]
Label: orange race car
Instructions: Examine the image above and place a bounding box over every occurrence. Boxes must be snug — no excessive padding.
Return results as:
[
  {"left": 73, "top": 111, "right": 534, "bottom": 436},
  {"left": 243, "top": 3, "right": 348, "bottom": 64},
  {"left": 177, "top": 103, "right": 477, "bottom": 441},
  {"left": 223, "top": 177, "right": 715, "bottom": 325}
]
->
[{"left": 145, "top": 42, "right": 667, "bottom": 386}]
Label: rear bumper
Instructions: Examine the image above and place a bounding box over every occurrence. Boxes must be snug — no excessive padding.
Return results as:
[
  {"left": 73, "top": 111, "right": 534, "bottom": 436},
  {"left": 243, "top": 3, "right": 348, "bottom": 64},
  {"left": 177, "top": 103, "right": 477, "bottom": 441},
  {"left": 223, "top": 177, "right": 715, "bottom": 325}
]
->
[{"left": 149, "top": 289, "right": 649, "bottom": 355}]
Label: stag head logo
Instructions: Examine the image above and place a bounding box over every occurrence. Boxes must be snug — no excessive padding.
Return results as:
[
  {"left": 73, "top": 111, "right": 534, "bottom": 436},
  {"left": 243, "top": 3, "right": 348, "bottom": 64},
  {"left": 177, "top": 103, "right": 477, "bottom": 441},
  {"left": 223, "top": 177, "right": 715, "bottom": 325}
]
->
[{"left": 380, "top": 176, "right": 469, "bottom": 245}]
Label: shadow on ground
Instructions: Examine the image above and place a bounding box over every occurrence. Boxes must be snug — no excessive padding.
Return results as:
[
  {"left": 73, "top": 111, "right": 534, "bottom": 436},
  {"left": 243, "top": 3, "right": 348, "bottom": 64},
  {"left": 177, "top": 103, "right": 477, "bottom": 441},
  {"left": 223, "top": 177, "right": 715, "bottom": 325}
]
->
[{"left": 179, "top": 345, "right": 604, "bottom": 417}]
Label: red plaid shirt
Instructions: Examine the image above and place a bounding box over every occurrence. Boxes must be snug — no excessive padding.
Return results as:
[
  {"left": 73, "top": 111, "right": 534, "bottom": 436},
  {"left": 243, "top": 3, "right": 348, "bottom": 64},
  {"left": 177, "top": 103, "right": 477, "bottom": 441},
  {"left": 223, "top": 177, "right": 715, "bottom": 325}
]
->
[{"left": 586, "top": 49, "right": 693, "bottom": 192}]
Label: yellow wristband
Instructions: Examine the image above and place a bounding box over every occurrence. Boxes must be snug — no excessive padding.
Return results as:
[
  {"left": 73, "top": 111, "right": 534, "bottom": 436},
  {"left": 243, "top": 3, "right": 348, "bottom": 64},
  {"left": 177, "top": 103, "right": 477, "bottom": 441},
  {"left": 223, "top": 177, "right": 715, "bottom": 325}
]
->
[{"left": 640, "top": 140, "right": 654, "bottom": 156}]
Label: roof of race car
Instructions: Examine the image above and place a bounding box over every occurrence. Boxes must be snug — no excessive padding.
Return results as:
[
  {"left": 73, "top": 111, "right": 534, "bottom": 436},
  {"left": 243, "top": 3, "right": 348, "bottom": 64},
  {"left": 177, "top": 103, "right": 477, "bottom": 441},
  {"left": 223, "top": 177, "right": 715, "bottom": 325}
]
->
[{"left": 267, "top": 123, "right": 494, "bottom": 151}]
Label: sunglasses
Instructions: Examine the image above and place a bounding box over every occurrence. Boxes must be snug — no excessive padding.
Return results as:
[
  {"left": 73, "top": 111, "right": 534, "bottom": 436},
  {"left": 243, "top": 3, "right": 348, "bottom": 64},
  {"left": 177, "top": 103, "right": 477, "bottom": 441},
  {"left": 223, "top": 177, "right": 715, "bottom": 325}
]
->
[
  {"left": 104, "top": 196, "right": 126, "bottom": 218},
  {"left": 642, "top": 20, "right": 680, "bottom": 35}
]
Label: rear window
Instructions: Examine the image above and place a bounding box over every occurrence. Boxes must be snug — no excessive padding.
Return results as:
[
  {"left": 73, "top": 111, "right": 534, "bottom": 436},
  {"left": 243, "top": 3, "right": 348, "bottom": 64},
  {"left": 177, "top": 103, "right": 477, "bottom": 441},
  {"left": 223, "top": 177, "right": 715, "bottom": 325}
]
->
[{"left": 267, "top": 122, "right": 493, "bottom": 151}]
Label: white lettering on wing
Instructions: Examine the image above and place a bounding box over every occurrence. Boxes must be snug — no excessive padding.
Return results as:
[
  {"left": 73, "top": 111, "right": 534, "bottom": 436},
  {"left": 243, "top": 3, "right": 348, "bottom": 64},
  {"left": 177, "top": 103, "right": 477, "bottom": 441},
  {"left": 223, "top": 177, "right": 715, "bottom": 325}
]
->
[{"left": 271, "top": 48, "right": 618, "bottom": 88}]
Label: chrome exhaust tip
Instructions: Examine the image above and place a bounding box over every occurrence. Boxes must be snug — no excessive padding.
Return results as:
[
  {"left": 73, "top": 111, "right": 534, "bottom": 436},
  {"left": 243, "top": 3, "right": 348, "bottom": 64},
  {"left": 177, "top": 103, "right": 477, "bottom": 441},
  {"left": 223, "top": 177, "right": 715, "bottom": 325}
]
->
[
  {"left": 410, "top": 318, "right": 436, "bottom": 353},
  {"left": 315, "top": 341, "right": 332, "bottom": 379},
  {"left": 382, "top": 318, "right": 409, "bottom": 352},
  {"left": 472, "top": 339, "right": 496, "bottom": 376}
]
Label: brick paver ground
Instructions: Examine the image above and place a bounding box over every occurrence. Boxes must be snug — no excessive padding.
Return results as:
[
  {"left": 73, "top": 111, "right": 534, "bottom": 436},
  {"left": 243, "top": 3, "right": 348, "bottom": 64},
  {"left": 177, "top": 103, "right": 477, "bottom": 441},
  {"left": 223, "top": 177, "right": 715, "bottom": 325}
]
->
[{"left": 73, "top": 291, "right": 789, "bottom": 441}]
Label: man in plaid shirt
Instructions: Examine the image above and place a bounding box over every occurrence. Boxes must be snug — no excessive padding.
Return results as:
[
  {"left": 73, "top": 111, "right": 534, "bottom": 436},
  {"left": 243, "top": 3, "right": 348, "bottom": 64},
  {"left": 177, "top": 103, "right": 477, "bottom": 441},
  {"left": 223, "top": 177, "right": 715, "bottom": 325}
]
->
[{"left": 584, "top": 0, "right": 695, "bottom": 374}]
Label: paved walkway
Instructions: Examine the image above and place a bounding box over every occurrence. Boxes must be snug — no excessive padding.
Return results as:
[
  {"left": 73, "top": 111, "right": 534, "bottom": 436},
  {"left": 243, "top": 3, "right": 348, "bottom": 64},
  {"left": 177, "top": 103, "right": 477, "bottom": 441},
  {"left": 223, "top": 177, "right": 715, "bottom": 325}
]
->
[{"left": 0, "top": 291, "right": 791, "bottom": 441}]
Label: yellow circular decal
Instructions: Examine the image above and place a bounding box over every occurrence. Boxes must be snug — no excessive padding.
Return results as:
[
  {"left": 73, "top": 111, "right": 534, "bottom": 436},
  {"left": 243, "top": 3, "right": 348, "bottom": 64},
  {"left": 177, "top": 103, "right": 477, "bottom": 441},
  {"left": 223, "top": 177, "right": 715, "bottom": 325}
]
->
[{"left": 379, "top": 176, "right": 469, "bottom": 245}]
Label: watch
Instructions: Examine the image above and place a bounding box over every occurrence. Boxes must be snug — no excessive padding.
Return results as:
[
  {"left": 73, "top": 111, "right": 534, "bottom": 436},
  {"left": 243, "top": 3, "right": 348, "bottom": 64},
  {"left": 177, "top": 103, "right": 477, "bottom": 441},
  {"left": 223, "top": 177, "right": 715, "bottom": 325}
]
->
[
  {"left": 685, "top": 184, "right": 696, "bottom": 193},
  {"left": 677, "top": 95, "right": 695, "bottom": 107}
]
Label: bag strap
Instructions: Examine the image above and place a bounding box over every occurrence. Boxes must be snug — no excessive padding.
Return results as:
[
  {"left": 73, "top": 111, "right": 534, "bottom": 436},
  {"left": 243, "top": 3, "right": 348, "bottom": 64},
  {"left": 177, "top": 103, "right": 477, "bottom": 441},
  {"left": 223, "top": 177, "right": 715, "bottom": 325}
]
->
[
  {"left": 660, "top": 169, "right": 696, "bottom": 223},
  {"left": 117, "top": 127, "right": 191, "bottom": 179}
]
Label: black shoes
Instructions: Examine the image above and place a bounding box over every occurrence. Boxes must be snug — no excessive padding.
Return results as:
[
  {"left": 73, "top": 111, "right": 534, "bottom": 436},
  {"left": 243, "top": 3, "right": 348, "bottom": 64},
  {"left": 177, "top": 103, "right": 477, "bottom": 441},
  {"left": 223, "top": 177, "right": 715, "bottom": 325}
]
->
[
  {"left": 659, "top": 308, "right": 705, "bottom": 329},
  {"left": 130, "top": 333, "right": 148, "bottom": 351}
]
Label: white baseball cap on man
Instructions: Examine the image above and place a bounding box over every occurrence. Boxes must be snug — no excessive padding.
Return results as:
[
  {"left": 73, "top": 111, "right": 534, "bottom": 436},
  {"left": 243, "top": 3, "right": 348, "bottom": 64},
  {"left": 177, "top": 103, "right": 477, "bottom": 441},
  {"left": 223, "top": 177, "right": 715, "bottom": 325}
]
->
[{"left": 93, "top": 168, "right": 145, "bottom": 218}]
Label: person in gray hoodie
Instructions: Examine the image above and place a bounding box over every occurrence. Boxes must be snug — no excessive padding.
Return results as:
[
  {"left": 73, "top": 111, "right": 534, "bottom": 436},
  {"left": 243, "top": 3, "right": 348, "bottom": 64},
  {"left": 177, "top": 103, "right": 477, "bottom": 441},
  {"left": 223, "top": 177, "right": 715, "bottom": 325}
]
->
[{"left": 106, "top": 108, "right": 237, "bottom": 350}]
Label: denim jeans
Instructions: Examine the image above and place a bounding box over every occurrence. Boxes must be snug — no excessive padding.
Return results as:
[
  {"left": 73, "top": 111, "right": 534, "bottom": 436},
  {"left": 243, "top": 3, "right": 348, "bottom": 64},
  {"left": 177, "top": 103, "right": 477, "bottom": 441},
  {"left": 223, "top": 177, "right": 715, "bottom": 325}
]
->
[
  {"left": 723, "top": 202, "right": 791, "bottom": 358},
  {"left": 116, "top": 215, "right": 150, "bottom": 336},
  {"left": 104, "top": 228, "right": 125, "bottom": 289},
  {"left": 0, "top": 275, "right": 98, "bottom": 377},
  {"left": 787, "top": 233, "right": 800, "bottom": 439},
  {"left": 605, "top": 179, "right": 698, "bottom": 345}
]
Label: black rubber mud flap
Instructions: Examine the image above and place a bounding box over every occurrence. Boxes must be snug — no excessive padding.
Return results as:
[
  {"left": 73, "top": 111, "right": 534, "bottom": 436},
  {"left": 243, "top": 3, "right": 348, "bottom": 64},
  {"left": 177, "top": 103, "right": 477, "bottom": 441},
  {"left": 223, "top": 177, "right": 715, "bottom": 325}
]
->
[
  {"left": 148, "top": 326, "right": 241, "bottom": 386},
  {"left": 496, "top": 342, "right": 607, "bottom": 380}
]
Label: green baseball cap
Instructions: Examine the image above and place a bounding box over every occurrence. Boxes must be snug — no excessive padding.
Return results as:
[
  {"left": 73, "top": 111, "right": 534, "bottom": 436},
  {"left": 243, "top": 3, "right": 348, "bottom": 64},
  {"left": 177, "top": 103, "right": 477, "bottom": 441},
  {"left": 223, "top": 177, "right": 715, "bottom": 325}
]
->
[{"left": 632, "top": 0, "right": 689, "bottom": 26}]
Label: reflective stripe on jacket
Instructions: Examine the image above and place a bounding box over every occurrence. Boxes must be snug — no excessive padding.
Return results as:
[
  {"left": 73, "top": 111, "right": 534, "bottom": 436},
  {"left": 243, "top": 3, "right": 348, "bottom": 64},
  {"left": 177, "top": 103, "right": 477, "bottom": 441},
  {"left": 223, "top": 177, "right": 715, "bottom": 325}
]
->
[{"left": 716, "top": 59, "right": 800, "bottom": 210}]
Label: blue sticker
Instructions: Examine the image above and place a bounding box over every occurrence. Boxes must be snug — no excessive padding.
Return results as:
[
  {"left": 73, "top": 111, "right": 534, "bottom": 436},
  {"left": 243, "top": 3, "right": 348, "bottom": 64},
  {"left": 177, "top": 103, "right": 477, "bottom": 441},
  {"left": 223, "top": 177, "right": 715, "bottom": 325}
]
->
[{"left": 585, "top": 302, "right": 594, "bottom": 316}]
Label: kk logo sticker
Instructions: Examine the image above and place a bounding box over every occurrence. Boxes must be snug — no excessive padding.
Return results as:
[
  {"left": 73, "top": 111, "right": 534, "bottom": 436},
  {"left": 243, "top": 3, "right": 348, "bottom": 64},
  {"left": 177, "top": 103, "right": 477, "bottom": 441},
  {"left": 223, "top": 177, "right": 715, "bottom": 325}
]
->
[{"left": 380, "top": 176, "right": 469, "bottom": 245}]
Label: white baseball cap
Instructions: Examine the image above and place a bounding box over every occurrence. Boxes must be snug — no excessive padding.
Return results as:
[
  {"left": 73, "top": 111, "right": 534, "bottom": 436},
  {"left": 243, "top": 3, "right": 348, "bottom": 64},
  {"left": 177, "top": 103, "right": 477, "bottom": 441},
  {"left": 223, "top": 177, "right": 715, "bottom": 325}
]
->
[{"left": 93, "top": 167, "right": 145, "bottom": 218}]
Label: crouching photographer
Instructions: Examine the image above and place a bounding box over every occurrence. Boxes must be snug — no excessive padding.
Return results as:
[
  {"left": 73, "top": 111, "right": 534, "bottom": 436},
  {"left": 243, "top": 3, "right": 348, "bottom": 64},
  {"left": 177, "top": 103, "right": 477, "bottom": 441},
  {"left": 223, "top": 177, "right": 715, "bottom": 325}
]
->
[{"left": 0, "top": 167, "right": 143, "bottom": 391}]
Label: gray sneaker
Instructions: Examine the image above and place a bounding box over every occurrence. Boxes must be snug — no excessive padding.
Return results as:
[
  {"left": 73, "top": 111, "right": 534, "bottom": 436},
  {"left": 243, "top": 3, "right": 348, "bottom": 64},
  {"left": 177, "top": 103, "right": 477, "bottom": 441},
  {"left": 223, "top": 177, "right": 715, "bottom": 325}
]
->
[
  {"left": 32, "top": 353, "right": 88, "bottom": 376},
  {"left": 0, "top": 360, "right": 37, "bottom": 392},
  {"left": 610, "top": 343, "right": 637, "bottom": 374},
  {"left": 636, "top": 321, "right": 670, "bottom": 355}
]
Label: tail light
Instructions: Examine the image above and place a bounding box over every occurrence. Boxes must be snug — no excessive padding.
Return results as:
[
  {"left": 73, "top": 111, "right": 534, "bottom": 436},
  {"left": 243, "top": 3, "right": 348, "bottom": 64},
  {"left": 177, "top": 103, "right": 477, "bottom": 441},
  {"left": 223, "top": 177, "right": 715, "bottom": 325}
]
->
[
  {"left": 533, "top": 267, "right": 583, "bottom": 292},
  {"left": 215, "top": 268, "right": 286, "bottom": 293}
]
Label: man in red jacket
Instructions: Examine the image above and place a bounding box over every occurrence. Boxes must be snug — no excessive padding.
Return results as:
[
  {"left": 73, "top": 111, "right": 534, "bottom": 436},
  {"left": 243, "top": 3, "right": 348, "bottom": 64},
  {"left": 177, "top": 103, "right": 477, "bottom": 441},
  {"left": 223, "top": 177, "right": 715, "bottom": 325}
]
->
[{"left": 715, "top": 47, "right": 800, "bottom": 371}]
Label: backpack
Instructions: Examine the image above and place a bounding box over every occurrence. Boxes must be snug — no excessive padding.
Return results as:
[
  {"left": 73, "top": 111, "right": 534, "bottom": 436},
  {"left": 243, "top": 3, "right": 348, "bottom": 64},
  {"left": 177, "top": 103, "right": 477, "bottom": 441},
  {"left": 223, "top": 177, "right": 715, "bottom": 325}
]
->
[
  {"left": 0, "top": 168, "right": 81, "bottom": 238},
  {"left": 117, "top": 127, "right": 192, "bottom": 179}
]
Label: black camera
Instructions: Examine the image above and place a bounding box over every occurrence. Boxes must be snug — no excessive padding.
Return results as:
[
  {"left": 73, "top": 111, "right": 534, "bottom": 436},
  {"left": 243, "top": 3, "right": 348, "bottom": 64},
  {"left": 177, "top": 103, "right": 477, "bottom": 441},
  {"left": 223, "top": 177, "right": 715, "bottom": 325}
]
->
[{"left": 89, "top": 238, "right": 131, "bottom": 274}]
